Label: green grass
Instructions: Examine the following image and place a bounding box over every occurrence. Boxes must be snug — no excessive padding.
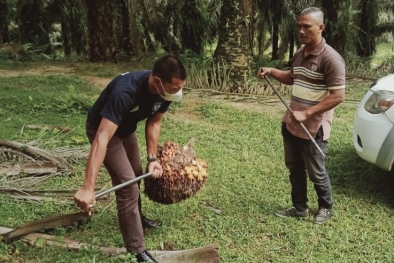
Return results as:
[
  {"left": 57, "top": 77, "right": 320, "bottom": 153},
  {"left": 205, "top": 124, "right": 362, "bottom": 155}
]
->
[
  {"left": 1, "top": 65, "right": 394, "bottom": 263},
  {"left": 372, "top": 42, "right": 394, "bottom": 65}
]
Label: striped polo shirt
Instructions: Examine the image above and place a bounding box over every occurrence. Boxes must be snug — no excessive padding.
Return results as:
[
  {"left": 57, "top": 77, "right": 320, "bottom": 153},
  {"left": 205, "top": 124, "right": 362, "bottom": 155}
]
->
[{"left": 282, "top": 38, "right": 346, "bottom": 141}]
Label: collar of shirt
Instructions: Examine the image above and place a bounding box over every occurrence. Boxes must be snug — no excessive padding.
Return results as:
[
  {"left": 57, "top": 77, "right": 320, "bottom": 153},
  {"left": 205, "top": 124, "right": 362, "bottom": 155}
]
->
[{"left": 301, "top": 38, "right": 327, "bottom": 57}]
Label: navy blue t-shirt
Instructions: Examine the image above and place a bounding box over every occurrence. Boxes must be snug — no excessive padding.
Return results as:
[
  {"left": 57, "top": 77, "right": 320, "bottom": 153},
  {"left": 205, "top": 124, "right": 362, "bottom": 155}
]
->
[{"left": 87, "top": 71, "right": 171, "bottom": 138}]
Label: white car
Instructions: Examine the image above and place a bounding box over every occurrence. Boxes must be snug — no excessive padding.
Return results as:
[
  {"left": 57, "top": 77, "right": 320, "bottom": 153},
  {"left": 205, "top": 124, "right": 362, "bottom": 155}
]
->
[{"left": 353, "top": 74, "right": 394, "bottom": 171}]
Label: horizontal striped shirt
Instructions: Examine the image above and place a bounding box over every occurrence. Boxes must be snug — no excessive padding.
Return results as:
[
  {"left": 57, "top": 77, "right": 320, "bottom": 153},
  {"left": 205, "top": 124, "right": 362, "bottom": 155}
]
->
[{"left": 282, "top": 38, "right": 345, "bottom": 140}]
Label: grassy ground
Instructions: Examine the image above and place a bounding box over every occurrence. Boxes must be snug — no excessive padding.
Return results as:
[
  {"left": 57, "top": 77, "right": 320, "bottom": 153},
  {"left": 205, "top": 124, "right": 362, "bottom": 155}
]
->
[
  {"left": 1, "top": 62, "right": 394, "bottom": 263},
  {"left": 371, "top": 42, "right": 394, "bottom": 65}
]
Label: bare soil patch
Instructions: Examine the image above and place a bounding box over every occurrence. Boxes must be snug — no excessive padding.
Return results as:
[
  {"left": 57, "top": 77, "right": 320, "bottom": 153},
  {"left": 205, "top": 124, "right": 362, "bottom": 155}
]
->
[{"left": 0, "top": 65, "right": 75, "bottom": 77}]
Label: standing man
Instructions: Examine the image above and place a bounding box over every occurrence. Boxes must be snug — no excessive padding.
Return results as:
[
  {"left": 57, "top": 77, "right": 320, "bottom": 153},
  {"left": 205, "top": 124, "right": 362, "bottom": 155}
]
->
[
  {"left": 258, "top": 7, "right": 345, "bottom": 224},
  {"left": 74, "top": 54, "right": 187, "bottom": 262}
]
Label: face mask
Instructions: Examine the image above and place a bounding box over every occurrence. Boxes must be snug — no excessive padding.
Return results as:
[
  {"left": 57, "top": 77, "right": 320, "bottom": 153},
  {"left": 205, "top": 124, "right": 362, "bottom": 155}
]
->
[
  {"left": 156, "top": 78, "right": 183, "bottom": 102},
  {"left": 161, "top": 89, "right": 182, "bottom": 102}
]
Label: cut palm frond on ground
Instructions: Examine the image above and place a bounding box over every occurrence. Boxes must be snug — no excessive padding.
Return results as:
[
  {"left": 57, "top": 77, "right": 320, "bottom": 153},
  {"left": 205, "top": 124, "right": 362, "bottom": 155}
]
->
[
  {"left": 0, "top": 140, "right": 72, "bottom": 172},
  {"left": 1, "top": 212, "right": 91, "bottom": 241},
  {"left": 0, "top": 140, "right": 75, "bottom": 195},
  {"left": 0, "top": 226, "right": 220, "bottom": 263},
  {"left": 0, "top": 188, "right": 77, "bottom": 201}
]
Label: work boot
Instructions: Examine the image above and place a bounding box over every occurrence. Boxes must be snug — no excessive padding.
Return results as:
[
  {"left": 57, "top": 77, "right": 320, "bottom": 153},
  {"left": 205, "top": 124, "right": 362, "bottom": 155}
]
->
[
  {"left": 135, "top": 250, "right": 158, "bottom": 263},
  {"left": 141, "top": 215, "right": 162, "bottom": 229},
  {"left": 314, "top": 207, "right": 332, "bottom": 224},
  {"left": 275, "top": 206, "right": 309, "bottom": 218}
]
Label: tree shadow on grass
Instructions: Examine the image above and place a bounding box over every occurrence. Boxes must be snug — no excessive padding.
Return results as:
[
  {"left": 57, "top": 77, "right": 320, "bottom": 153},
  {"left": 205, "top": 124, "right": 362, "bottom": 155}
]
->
[{"left": 328, "top": 145, "right": 394, "bottom": 208}]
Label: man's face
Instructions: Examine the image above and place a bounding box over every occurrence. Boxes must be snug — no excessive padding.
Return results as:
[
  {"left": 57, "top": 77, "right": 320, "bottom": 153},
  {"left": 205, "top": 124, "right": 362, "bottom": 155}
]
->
[
  {"left": 297, "top": 14, "right": 324, "bottom": 46},
  {"left": 155, "top": 77, "right": 186, "bottom": 96}
]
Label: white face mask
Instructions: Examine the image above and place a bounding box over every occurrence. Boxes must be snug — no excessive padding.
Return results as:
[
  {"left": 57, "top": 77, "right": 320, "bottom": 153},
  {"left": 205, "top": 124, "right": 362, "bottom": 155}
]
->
[
  {"left": 156, "top": 78, "right": 183, "bottom": 102},
  {"left": 162, "top": 89, "right": 183, "bottom": 102}
]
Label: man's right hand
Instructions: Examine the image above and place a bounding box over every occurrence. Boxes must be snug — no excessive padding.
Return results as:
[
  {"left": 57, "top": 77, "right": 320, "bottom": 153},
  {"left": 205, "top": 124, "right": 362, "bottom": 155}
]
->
[
  {"left": 257, "top": 67, "right": 273, "bottom": 79},
  {"left": 74, "top": 188, "right": 96, "bottom": 215}
]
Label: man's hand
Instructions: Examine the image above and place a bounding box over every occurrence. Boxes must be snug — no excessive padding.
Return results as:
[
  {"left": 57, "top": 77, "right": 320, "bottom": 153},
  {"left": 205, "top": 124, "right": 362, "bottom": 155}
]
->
[
  {"left": 291, "top": 110, "right": 309, "bottom": 123},
  {"left": 257, "top": 67, "right": 273, "bottom": 79},
  {"left": 147, "top": 161, "right": 163, "bottom": 178},
  {"left": 74, "top": 188, "right": 96, "bottom": 215}
]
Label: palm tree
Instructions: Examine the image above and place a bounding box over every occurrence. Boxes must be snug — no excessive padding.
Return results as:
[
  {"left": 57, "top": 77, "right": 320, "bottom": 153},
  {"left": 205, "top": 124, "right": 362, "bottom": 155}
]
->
[
  {"left": 0, "top": 0, "right": 9, "bottom": 44},
  {"left": 254, "top": 0, "right": 317, "bottom": 63},
  {"left": 85, "top": 0, "right": 117, "bottom": 62},
  {"left": 321, "top": 0, "right": 347, "bottom": 56},
  {"left": 213, "top": 0, "right": 253, "bottom": 90},
  {"left": 119, "top": 0, "right": 143, "bottom": 56},
  {"left": 68, "top": 0, "right": 87, "bottom": 55},
  {"left": 355, "top": 0, "right": 379, "bottom": 58},
  {"left": 139, "top": 0, "right": 220, "bottom": 55},
  {"left": 270, "top": 0, "right": 285, "bottom": 61},
  {"left": 254, "top": 0, "right": 271, "bottom": 61},
  {"left": 46, "top": 0, "right": 87, "bottom": 56},
  {"left": 16, "top": 0, "right": 50, "bottom": 47}
]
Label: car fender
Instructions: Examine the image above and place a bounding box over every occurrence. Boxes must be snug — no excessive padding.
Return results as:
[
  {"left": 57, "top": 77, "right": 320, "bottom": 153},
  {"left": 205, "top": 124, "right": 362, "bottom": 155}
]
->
[
  {"left": 370, "top": 74, "right": 394, "bottom": 92},
  {"left": 385, "top": 106, "right": 394, "bottom": 123},
  {"left": 376, "top": 125, "right": 394, "bottom": 171}
]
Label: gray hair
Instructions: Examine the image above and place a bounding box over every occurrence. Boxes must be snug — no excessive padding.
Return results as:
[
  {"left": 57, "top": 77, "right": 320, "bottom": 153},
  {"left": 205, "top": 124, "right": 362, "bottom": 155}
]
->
[{"left": 300, "top": 7, "right": 324, "bottom": 24}]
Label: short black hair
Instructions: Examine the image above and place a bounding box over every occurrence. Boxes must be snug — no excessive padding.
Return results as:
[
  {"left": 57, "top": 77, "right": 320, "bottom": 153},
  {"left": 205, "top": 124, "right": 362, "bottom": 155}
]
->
[{"left": 152, "top": 54, "right": 187, "bottom": 83}]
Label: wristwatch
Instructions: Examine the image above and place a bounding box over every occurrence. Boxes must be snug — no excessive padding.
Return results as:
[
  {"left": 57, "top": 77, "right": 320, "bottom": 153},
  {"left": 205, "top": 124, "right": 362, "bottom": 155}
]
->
[{"left": 147, "top": 157, "right": 157, "bottom": 163}]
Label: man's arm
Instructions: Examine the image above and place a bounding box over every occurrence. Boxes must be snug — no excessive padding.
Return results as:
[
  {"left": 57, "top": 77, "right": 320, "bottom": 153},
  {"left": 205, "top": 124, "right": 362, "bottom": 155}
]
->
[
  {"left": 74, "top": 118, "right": 118, "bottom": 213},
  {"left": 145, "top": 112, "right": 164, "bottom": 177},
  {"left": 258, "top": 68, "right": 294, "bottom": 85},
  {"left": 292, "top": 89, "right": 345, "bottom": 123}
]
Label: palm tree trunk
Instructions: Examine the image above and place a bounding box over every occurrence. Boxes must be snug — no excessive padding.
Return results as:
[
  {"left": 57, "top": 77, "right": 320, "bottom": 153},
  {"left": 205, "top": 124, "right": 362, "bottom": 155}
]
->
[
  {"left": 271, "top": 23, "right": 279, "bottom": 60},
  {"left": 288, "top": 32, "right": 295, "bottom": 61},
  {"left": 128, "top": 1, "right": 143, "bottom": 56},
  {"left": 180, "top": 0, "right": 204, "bottom": 55},
  {"left": 85, "top": 0, "right": 117, "bottom": 62},
  {"left": 0, "top": 0, "right": 9, "bottom": 44},
  {"left": 213, "top": 0, "right": 253, "bottom": 91},
  {"left": 356, "top": 0, "right": 378, "bottom": 58},
  {"left": 322, "top": 0, "right": 346, "bottom": 57},
  {"left": 61, "top": 20, "right": 71, "bottom": 56},
  {"left": 17, "top": 0, "right": 50, "bottom": 47},
  {"left": 59, "top": 0, "right": 71, "bottom": 56},
  {"left": 120, "top": 0, "right": 132, "bottom": 55}
]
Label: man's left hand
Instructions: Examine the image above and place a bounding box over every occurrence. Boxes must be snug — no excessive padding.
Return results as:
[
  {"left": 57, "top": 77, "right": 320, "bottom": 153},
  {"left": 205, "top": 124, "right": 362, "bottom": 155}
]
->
[
  {"left": 147, "top": 161, "right": 163, "bottom": 178},
  {"left": 291, "top": 110, "right": 309, "bottom": 123}
]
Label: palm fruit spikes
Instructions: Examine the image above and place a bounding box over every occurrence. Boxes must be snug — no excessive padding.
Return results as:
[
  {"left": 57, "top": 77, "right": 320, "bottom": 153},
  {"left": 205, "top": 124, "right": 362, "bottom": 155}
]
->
[{"left": 144, "top": 139, "right": 208, "bottom": 204}]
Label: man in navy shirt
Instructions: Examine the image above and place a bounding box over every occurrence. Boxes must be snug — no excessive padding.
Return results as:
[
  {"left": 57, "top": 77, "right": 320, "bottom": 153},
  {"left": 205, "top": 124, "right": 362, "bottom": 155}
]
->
[{"left": 74, "top": 54, "right": 187, "bottom": 263}]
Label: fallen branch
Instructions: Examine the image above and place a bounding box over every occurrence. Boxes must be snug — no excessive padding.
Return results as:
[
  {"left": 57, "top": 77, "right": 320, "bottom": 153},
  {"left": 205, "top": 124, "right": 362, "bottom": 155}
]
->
[
  {"left": 0, "top": 140, "right": 72, "bottom": 171},
  {"left": 0, "top": 188, "right": 77, "bottom": 201},
  {"left": 25, "top": 124, "right": 72, "bottom": 133},
  {"left": 1, "top": 161, "right": 57, "bottom": 176},
  {"left": 0, "top": 184, "right": 111, "bottom": 201},
  {"left": 1, "top": 212, "right": 91, "bottom": 241},
  {"left": 0, "top": 148, "right": 37, "bottom": 162},
  {"left": 0, "top": 227, "right": 220, "bottom": 262}
]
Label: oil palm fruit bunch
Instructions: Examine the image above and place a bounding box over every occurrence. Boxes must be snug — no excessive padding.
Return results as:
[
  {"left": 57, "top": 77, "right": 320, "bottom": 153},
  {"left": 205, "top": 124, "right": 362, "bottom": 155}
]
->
[{"left": 144, "top": 138, "right": 208, "bottom": 204}]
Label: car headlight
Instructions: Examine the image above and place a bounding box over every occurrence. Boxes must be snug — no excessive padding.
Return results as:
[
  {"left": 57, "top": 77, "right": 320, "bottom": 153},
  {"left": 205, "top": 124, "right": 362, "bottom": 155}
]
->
[{"left": 364, "top": 90, "right": 394, "bottom": 114}]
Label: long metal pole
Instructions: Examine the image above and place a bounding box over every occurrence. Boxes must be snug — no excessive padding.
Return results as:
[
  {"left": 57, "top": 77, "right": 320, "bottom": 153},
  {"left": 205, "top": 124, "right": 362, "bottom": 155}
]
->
[
  {"left": 263, "top": 76, "right": 325, "bottom": 158},
  {"left": 95, "top": 172, "right": 153, "bottom": 199}
]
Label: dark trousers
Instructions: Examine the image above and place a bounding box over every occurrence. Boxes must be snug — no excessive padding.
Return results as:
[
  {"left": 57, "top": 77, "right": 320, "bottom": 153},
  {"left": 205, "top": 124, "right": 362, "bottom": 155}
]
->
[
  {"left": 281, "top": 122, "right": 333, "bottom": 211},
  {"left": 86, "top": 122, "right": 145, "bottom": 254}
]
